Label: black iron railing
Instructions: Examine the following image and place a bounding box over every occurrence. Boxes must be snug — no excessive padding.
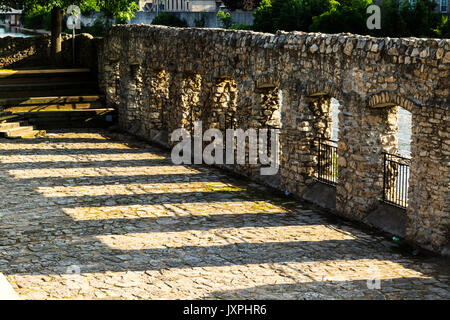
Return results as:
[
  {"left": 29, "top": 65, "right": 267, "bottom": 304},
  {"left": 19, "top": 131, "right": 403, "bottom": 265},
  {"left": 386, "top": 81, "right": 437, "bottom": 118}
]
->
[
  {"left": 266, "top": 125, "right": 281, "bottom": 162},
  {"left": 383, "top": 152, "right": 410, "bottom": 209},
  {"left": 317, "top": 138, "right": 338, "bottom": 186}
]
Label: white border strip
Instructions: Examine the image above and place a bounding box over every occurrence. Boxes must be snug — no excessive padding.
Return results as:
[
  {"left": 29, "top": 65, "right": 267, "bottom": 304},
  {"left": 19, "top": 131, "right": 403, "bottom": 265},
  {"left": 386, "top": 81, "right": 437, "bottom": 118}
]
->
[{"left": 0, "top": 273, "right": 20, "bottom": 300}]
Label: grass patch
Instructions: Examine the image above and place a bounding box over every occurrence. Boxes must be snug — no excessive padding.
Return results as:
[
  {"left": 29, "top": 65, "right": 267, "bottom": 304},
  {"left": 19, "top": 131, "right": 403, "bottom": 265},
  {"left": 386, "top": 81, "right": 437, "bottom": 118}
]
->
[
  {"left": 250, "top": 201, "right": 279, "bottom": 211},
  {"left": 202, "top": 184, "right": 247, "bottom": 193}
]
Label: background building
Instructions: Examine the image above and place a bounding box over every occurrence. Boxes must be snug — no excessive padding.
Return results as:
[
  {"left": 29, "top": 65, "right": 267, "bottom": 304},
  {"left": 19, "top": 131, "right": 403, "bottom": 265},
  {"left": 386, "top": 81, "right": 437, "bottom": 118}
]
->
[
  {"left": 439, "top": 0, "right": 448, "bottom": 14},
  {"left": 0, "top": 7, "right": 23, "bottom": 27},
  {"left": 371, "top": 0, "right": 448, "bottom": 15},
  {"left": 137, "top": 0, "right": 221, "bottom": 12}
]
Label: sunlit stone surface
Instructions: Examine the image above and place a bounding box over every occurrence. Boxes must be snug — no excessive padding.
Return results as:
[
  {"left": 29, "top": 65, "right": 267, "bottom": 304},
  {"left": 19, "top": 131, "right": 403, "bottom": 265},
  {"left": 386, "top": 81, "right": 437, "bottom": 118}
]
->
[{"left": 0, "top": 130, "right": 448, "bottom": 300}]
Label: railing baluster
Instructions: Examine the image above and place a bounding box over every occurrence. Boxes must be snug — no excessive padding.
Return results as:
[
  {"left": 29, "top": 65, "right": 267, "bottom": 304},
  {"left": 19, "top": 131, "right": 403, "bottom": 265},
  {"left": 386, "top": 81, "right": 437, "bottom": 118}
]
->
[
  {"left": 382, "top": 152, "right": 410, "bottom": 209},
  {"left": 317, "top": 138, "right": 338, "bottom": 186},
  {"left": 402, "top": 166, "right": 408, "bottom": 207},
  {"left": 383, "top": 152, "right": 386, "bottom": 203}
]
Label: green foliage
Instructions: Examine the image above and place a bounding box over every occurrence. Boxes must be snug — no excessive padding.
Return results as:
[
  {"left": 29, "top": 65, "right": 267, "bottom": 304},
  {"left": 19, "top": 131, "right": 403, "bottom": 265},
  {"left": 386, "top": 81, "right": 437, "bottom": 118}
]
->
[
  {"left": 1, "top": 0, "right": 138, "bottom": 24},
  {"left": 216, "top": 10, "right": 233, "bottom": 29},
  {"left": 254, "top": 0, "right": 332, "bottom": 33},
  {"left": 252, "top": 0, "right": 449, "bottom": 38},
  {"left": 194, "top": 12, "right": 207, "bottom": 28},
  {"left": 222, "top": 0, "right": 262, "bottom": 10},
  {"left": 22, "top": 5, "right": 52, "bottom": 30},
  {"left": 253, "top": 0, "right": 273, "bottom": 32},
  {"left": 97, "top": 0, "right": 138, "bottom": 23},
  {"left": 21, "top": 2, "right": 113, "bottom": 36},
  {"left": 152, "top": 12, "right": 188, "bottom": 27},
  {"left": 372, "top": 0, "right": 408, "bottom": 37},
  {"left": 310, "top": 0, "right": 372, "bottom": 35},
  {"left": 21, "top": 1, "right": 96, "bottom": 13},
  {"left": 398, "top": 0, "right": 440, "bottom": 37},
  {"left": 434, "top": 15, "right": 450, "bottom": 38},
  {"left": 230, "top": 23, "right": 253, "bottom": 30},
  {"left": 276, "top": 0, "right": 332, "bottom": 32},
  {"left": 69, "top": 16, "right": 112, "bottom": 37},
  {"left": 222, "top": 0, "right": 244, "bottom": 10},
  {"left": 85, "top": 18, "right": 112, "bottom": 37},
  {"left": 369, "top": 0, "right": 441, "bottom": 37},
  {"left": 6, "top": 0, "right": 449, "bottom": 39}
]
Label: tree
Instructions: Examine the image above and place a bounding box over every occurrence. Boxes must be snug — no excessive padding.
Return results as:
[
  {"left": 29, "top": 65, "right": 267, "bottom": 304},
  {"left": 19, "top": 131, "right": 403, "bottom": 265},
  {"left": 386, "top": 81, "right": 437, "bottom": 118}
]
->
[
  {"left": 254, "top": 0, "right": 331, "bottom": 33},
  {"left": 274, "top": 0, "right": 331, "bottom": 32},
  {"left": 152, "top": 12, "right": 188, "bottom": 27},
  {"left": 398, "top": 0, "right": 440, "bottom": 37},
  {"left": 253, "top": 0, "right": 274, "bottom": 32},
  {"left": 0, "top": 0, "right": 138, "bottom": 63},
  {"left": 434, "top": 15, "right": 450, "bottom": 38},
  {"left": 372, "top": 0, "right": 408, "bottom": 37},
  {"left": 252, "top": 0, "right": 447, "bottom": 38},
  {"left": 310, "top": 0, "right": 372, "bottom": 35},
  {"left": 242, "top": 0, "right": 261, "bottom": 10},
  {"left": 99, "top": 0, "right": 139, "bottom": 24},
  {"left": 216, "top": 10, "right": 233, "bottom": 29},
  {"left": 222, "top": 0, "right": 245, "bottom": 11},
  {"left": 194, "top": 12, "right": 207, "bottom": 28},
  {"left": 222, "top": 0, "right": 261, "bottom": 10}
]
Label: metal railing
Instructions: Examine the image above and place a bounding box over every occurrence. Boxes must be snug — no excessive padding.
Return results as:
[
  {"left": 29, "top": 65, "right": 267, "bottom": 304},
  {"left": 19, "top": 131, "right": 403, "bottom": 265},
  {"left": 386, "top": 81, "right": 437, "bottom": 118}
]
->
[
  {"left": 383, "top": 152, "right": 411, "bottom": 209},
  {"left": 317, "top": 138, "right": 338, "bottom": 186}
]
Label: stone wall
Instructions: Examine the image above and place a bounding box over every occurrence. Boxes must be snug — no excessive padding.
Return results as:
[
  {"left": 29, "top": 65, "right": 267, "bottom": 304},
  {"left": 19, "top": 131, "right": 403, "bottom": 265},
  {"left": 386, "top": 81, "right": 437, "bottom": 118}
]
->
[
  {"left": 0, "top": 33, "right": 100, "bottom": 70},
  {"left": 99, "top": 25, "right": 449, "bottom": 255}
]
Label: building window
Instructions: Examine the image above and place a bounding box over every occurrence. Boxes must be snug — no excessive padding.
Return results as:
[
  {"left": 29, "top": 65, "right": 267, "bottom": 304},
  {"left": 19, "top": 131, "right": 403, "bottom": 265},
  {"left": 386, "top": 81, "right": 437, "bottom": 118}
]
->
[{"left": 441, "top": 0, "right": 448, "bottom": 13}]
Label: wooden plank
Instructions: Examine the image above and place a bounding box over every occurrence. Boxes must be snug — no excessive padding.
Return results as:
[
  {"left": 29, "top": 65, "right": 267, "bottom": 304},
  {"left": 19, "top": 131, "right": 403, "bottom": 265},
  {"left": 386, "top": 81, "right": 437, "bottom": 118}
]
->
[
  {"left": 15, "top": 108, "right": 115, "bottom": 116},
  {"left": 0, "top": 95, "right": 103, "bottom": 106},
  {"left": 0, "top": 68, "right": 91, "bottom": 77},
  {"left": 0, "top": 114, "right": 19, "bottom": 122},
  {"left": 0, "top": 82, "right": 98, "bottom": 91},
  {"left": 4, "top": 102, "right": 104, "bottom": 113}
]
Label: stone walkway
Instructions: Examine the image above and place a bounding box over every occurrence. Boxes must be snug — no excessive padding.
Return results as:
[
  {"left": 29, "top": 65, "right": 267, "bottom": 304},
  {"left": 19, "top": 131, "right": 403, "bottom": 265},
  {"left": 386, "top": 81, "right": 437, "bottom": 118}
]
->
[{"left": 0, "top": 129, "right": 448, "bottom": 300}]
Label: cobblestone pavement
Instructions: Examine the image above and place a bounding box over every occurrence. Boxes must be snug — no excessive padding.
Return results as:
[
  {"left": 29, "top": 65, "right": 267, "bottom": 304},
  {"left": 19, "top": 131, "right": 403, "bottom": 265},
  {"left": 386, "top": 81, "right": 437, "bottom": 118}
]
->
[{"left": 0, "top": 129, "right": 449, "bottom": 300}]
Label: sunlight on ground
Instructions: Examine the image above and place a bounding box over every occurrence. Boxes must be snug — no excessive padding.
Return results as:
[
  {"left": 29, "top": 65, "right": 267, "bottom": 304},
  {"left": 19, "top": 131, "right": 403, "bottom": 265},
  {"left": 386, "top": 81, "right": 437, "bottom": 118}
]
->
[
  {"left": 1, "top": 131, "right": 447, "bottom": 300},
  {"left": 36, "top": 182, "right": 243, "bottom": 197},
  {"left": 96, "top": 225, "right": 357, "bottom": 250},
  {"left": 62, "top": 201, "right": 288, "bottom": 220},
  {"left": 8, "top": 166, "right": 201, "bottom": 178},
  {"left": 0, "top": 142, "right": 134, "bottom": 150},
  {"left": 0, "top": 153, "right": 166, "bottom": 163},
  {"left": 7, "top": 260, "right": 428, "bottom": 300}
]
